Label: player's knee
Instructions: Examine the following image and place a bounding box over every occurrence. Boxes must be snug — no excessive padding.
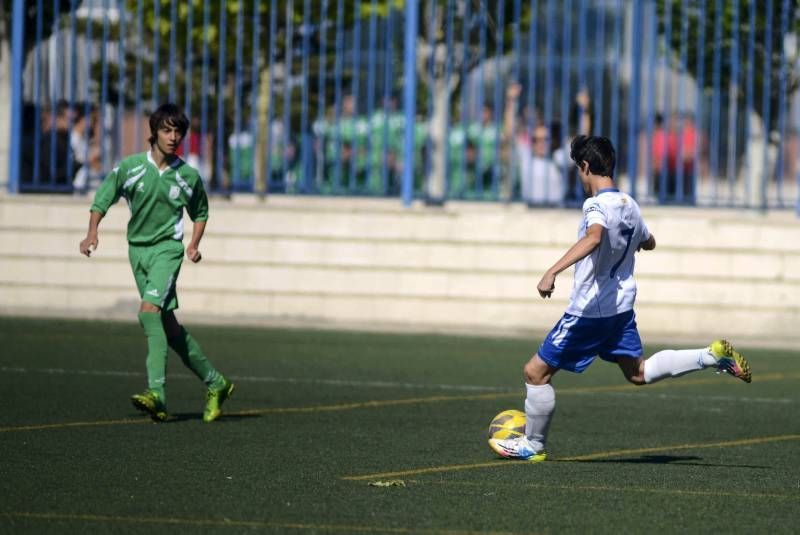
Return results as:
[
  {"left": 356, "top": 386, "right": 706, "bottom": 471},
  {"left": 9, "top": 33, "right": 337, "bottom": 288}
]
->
[
  {"left": 140, "top": 301, "right": 161, "bottom": 314},
  {"left": 523, "top": 359, "right": 547, "bottom": 385},
  {"left": 626, "top": 374, "right": 647, "bottom": 386}
]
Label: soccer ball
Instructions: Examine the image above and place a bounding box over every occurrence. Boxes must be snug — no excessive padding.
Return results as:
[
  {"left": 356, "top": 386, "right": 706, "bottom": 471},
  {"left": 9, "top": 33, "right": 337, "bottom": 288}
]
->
[{"left": 488, "top": 409, "right": 526, "bottom": 440}]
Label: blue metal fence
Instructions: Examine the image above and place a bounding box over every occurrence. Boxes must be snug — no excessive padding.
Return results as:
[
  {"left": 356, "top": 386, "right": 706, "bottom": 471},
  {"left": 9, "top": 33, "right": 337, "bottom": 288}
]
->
[{"left": 7, "top": 0, "right": 800, "bottom": 211}]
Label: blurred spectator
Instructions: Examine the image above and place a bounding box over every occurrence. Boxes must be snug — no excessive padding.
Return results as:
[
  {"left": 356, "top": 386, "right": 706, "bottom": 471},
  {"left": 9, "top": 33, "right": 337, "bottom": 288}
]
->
[
  {"left": 651, "top": 112, "right": 698, "bottom": 204},
  {"left": 367, "top": 94, "right": 404, "bottom": 194},
  {"left": 559, "top": 88, "right": 593, "bottom": 203},
  {"left": 73, "top": 145, "right": 105, "bottom": 195},
  {"left": 519, "top": 123, "right": 563, "bottom": 205},
  {"left": 38, "top": 99, "right": 75, "bottom": 190},
  {"left": 324, "top": 94, "right": 370, "bottom": 190},
  {"left": 505, "top": 83, "right": 592, "bottom": 206},
  {"left": 70, "top": 105, "right": 92, "bottom": 176},
  {"left": 265, "top": 119, "right": 298, "bottom": 192},
  {"left": 185, "top": 116, "right": 213, "bottom": 181},
  {"left": 228, "top": 127, "right": 255, "bottom": 192},
  {"left": 466, "top": 103, "right": 501, "bottom": 195}
]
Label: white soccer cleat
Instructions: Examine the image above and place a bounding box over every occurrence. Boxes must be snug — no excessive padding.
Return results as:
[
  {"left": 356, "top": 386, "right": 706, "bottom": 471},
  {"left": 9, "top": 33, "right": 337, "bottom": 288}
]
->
[{"left": 488, "top": 436, "right": 547, "bottom": 462}]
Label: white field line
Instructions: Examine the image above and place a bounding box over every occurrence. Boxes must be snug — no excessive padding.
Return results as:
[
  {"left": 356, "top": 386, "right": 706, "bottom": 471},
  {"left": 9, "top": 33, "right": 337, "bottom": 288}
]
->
[
  {"left": 0, "top": 365, "right": 794, "bottom": 404},
  {"left": 0, "top": 365, "right": 509, "bottom": 392}
]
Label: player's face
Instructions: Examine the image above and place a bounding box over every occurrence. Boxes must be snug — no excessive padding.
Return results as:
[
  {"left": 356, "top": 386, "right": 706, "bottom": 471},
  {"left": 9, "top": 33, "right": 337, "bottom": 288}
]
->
[
  {"left": 532, "top": 126, "right": 550, "bottom": 157},
  {"left": 155, "top": 122, "right": 184, "bottom": 156}
]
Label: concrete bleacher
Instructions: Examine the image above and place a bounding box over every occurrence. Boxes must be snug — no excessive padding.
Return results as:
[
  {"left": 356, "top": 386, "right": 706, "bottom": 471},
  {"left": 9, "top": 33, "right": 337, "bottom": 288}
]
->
[{"left": 1, "top": 192, "right": 798, "bottom": 347}]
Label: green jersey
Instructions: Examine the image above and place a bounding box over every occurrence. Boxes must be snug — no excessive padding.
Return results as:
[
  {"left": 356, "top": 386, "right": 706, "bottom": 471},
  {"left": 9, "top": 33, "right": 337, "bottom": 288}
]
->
[{"left": 91, "top": 151, "right": 209, "bottom": 246}]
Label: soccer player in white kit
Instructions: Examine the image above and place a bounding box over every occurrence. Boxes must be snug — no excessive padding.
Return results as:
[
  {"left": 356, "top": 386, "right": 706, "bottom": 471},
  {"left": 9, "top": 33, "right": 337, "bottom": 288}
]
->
[{"left": 489, "top": 136, "right": 751, "bottom": 462}]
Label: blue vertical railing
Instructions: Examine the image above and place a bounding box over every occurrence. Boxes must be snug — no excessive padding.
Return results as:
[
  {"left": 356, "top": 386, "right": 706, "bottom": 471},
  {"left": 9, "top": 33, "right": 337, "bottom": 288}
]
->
[{"left": 6, "top": 0, "right": 799, "bottom": 211}]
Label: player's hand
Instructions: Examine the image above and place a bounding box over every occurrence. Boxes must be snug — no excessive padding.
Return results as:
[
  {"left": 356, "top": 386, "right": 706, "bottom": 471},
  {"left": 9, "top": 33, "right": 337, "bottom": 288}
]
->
[
  {"left": 186, "top": 246, "right": 202, "bottom": 263},
  {"left": 537, "top": 272, "right": 556, "bottom": 299},
  {"left": 80, "top": 234, "right": 98, "bottom": 257},
  {"left": 575, "top": 88, "right": 591, "bottom": 109},
  {"left": 506, "top": 82, "right": 522, "bottom": 100}
]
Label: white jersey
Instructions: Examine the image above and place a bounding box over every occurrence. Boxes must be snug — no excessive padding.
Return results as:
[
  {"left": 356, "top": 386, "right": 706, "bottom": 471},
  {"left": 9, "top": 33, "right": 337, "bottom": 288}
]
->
[{"left": 565, "top": 188, "right": 650, "bottom": 318}]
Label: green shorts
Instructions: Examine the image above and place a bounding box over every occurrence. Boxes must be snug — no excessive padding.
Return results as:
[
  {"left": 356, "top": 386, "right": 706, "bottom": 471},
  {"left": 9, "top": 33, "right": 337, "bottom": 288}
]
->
[{"left": 128, "top": 240, "right": 184, "bottom": 311}]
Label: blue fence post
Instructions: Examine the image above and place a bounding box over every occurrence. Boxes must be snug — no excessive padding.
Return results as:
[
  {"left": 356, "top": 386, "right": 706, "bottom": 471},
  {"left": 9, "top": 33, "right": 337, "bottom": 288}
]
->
[
  {"left": 401, "top": 0, "right": 418, "bottom": 206},
  {"left": 725, "top": 0, "right": 740, "bottom": 203},
  {"left": 693, "top": 0, "right": 707, "bottom": 205},
  {"left": 182, "top": 0, "right": 194, "bottom": 157},
  {"left": 559, "top": 0, "right": 572, "bottom": 203},
  {"left": 774, "top": 0, "right": 791, "bottom": 206},
  {"left": 7, "top": 0, "right": 25, "bottom": 193},
  {"left": 152, "top": 0, "right": 161, "bottom": 104},
  {"left": 527, "top": 0, "right": 539, "bottom": 138},
  {"left": 626, "top": 0, "right": 643, "bottom": 199},
  {"left": 135, "top": 0, "right": 144, "bottom": 152},
  {"left": 216, "top": 0, "right": 228, "bottom": 193},
  {"left": 167, "top": 0, "right": 177, "bottom": 102},
  {"left": 760, "top": 0, "right": 774, "bottom": 212}
]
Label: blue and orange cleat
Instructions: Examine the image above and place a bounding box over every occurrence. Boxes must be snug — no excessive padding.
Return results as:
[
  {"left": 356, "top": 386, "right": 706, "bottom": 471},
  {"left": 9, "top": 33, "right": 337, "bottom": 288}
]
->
[{"left": 709, "top": 339, "right": 751, "bottom": 383}]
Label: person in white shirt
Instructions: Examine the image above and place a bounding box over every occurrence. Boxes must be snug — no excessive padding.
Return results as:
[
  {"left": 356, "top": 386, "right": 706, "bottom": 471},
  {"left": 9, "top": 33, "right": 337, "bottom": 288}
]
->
[
  {"left": 489, "top": 135, "right": 752, "bottom": 462},
  {"left": 517, "top": 124, "right": 563, "bottom": 206}
]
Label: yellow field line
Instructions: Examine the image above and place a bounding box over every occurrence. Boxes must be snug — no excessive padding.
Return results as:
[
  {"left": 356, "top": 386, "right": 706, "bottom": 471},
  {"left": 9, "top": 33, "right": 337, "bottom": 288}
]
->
[
  {"left": 0, "top": 512, "right": 525, "bottom": 535},
  {"left": 1, "top": 371, "right": 796, "bottom": 433},
  {"left": 0, "top": 418, "right": 151, "bottom": 433},
  {"left": 342, "top": 434, "right": 800, "bottom": 481}
]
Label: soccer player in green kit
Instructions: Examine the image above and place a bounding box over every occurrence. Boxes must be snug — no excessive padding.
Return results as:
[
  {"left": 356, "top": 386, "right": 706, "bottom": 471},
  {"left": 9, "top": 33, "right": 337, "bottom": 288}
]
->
[{"left": 79, "top": 103, "right": 234, "bottom": 423}]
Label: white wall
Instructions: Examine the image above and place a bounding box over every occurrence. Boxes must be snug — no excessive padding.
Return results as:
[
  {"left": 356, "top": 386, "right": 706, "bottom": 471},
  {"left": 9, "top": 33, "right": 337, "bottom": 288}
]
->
[{"left": 1, "top": 193, "right": 798, "bottom": 347}]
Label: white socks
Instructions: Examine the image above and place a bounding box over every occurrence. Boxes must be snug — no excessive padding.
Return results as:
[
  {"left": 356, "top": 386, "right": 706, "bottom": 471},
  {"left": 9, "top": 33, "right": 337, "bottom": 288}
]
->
[
  {"left": 643, "top": 348, "right": 718, "bottom": 384},
  {"left": 524, "top": 383, "right": 555, "bottom": 451}
]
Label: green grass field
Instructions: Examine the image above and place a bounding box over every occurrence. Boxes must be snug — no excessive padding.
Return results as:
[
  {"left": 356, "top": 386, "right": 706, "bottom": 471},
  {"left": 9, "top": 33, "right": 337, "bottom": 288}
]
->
[{"left": 1, "top": 316, "right": 798, "bottom": 534}]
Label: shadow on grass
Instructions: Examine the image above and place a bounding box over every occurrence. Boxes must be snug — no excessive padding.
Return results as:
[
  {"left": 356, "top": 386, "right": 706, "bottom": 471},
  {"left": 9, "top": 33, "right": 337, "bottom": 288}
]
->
[
  {"left": 559, "top": 455, "right": 769, "bottom": 469},
  {"left": 130, "top": 412, "right": 263, "bottom": 424}
]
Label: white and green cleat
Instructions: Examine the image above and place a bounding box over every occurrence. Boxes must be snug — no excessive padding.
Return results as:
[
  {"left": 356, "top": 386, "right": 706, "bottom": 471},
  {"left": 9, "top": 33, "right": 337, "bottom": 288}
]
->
[
  {"left": 488, "top": 436, "right": 548, "bottom": 462},
  {"left": 709, "top": 339, "right": 751, "bottom": 383}
]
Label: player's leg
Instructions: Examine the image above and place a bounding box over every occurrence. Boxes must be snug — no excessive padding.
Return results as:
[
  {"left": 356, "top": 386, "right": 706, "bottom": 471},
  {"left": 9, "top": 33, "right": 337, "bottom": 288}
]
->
[
  {"left": 132, "top": 300, "right": 170, "bottom": 421},
  {"left": 489, "top": 354, "right": 558, "bottom": 462},
  {"left": 489, "top": 313, "right": 604, "bottom": 461},
  {"left": 522, "top": 354, "right": 559, "bottom": 452},
  {"left": 128, "top": 245, "right": 170, "bottom": 421},
  {"left": 161, "top": 310, "right": 223, "bottom": 388},
  {"left": 631, "top": 342, "right": 751, "bottom": 385},
  {"left": 162, "top": 310, "right": 235, "bottom": 422},
  {"left": 600, "top": 310, "right": 750, "bottom": 384}
]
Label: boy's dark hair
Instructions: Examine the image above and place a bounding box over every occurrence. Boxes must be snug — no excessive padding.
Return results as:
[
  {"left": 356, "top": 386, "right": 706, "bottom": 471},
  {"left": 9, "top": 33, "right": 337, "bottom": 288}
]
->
[
  {"left": 148, "top": 103, "right": 190, "bottom": 145},
  {"left": 570, "top": 135, "right": 615, "bottom": 177}
]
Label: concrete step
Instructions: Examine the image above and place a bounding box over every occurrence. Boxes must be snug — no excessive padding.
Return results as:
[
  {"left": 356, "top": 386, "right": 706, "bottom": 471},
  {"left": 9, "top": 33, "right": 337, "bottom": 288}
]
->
[
  {"left": 2, "top": 193, "right": 799, "bottom": 343},
  {"left": 3, "top": 194, "right": 798, "bottom": 252},
  {"left": 2, "top": 282, "right": 796, "bottom": 340},
  {"left": 2, "top": 226, "right": 798, "bottom": 281},
  {"left": 2, "top": 254, "right": 798, "bottom": 308}
]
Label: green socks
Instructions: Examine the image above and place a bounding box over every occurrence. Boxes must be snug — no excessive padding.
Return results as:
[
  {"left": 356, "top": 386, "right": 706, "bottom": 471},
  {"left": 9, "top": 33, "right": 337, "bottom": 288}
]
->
[
  {"left": 138, "top": 311, "right": 168, "bottom": 404},
  {"left": 166, "top": 325, "right": 223, "bottom": 389}
]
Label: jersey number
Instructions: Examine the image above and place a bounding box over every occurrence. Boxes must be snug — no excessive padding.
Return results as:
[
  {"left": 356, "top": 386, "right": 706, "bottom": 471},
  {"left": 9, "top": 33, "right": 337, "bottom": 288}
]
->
[{"left": 610, "top": 227, "right": 635, "bottom": 278}]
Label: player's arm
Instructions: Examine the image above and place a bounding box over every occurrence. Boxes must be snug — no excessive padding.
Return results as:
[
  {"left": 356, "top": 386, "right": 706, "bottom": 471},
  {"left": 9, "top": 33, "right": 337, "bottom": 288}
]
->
[
  {"left": 638, "top": 233, "right": 656, "bottom": 251},
  {"left": 79, "top": 210, "right": 104, "bottom": 257},
  {"left": 80, "top": 165, "right": 122, "bottom": 257},
  {"left": 185, "top": 220, "right": 206, "bottom": 263},
  {"left": 186, "top": 174, "right": 209, "bottom": 264},
  {"left": 537, "top": 223, "right": 604, "bottom": 298}
]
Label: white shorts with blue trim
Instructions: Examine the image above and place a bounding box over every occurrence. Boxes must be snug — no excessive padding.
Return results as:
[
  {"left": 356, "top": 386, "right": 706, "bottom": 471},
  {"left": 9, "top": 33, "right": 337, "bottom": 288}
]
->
[{"left": 538, "top": 309, "right": 643, "bottom": 373}]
